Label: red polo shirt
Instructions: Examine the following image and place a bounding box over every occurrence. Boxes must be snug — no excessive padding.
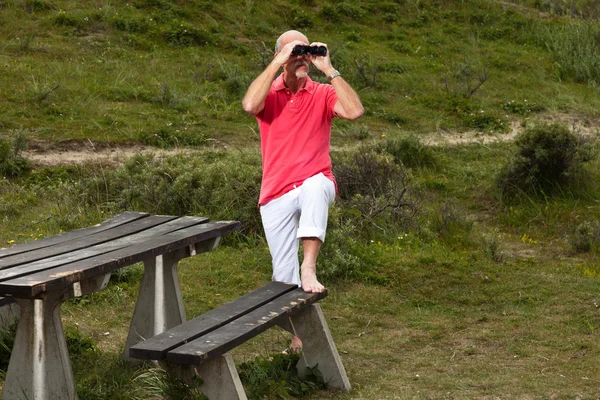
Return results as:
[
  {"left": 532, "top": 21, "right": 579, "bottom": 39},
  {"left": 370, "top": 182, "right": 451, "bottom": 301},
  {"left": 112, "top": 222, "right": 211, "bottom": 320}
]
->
[{"left": 256, "top": 74, "right": 338, "bottom": 205}]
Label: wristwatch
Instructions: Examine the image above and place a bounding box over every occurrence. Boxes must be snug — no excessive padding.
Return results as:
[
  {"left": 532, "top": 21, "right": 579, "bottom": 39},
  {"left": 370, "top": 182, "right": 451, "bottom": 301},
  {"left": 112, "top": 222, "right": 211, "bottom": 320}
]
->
[{"left": 327, "top": 70, "right": 341, "bottom": 81}]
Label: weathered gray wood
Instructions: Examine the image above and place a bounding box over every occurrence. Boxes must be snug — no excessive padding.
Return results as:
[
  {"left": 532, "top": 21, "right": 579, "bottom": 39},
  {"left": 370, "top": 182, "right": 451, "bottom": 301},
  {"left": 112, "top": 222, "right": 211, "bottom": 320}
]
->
[
  {"left": 129, "top": 281, "right": 298, "bottom": 361},
  {"left": 0, "top": 215, "right": 177, "bottom": 269},
  {"left": 0, "top": 221, "right": 241, "bottom": 298},
  {"left": 0, "top": 211, "right": 149, "bottom": 258},
  {"left": 166, "top": 288, "right": 327, "bottom": 365},
  {"left": 0, "top": 216, "right": 208, "bottom": 282}
]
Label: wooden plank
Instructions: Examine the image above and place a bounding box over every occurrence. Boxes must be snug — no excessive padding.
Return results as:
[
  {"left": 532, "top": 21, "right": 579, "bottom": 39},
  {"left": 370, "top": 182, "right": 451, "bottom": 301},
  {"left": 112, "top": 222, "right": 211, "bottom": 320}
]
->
[
  {"left": 0, "top": 215, "right": 178, "bottom": 269},
  {"left": 0, "top": 212, "right": 149, "bottom": 258},
  {"left": 0, "top": 216, "right": 209, "bottom": 282},
  {"left": 166, "top": 288, "right": 327, "bottom": 365},
  {"left": 128, "top": 281, "right": 298, "bottom": 361},
  {"left": 0, "top": 221, "right": 240, "bottom": 298}
]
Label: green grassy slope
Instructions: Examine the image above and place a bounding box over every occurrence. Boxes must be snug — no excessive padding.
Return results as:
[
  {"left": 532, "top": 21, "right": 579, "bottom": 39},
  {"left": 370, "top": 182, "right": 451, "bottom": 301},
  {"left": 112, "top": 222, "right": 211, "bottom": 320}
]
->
[{"left": 1, "top": 0, "right": 599, "bottom": 147}]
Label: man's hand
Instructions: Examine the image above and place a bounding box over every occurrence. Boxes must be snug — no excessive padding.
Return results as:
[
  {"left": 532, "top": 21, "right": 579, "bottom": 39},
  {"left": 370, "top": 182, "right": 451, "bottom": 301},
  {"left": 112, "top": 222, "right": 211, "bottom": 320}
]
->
[
  {"left": 274, "top": 40, "right": 307, "bottom": 67},
  {"left": 308, "top": 42, "right": 336, "bottom": 77}
]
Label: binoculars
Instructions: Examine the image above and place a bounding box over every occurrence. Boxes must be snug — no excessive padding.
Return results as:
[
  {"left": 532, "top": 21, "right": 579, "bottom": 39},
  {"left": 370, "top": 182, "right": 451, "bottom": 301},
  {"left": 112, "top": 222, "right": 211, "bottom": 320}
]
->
[{"left": 291, "top": 45, "right": 327, "bottom": 57}]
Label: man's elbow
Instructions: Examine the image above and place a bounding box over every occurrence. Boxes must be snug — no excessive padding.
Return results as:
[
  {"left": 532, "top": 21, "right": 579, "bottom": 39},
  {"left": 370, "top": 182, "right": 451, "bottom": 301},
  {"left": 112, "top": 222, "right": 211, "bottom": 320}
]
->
[
  {"left": 242, "top": 100, "right": 257, "bottom": 115},
  {"left": 242, "top": 100, "right": 263, "bottom": 116},
  {"left": 346, "top": 106, "right": 364, "bottom": 120}
]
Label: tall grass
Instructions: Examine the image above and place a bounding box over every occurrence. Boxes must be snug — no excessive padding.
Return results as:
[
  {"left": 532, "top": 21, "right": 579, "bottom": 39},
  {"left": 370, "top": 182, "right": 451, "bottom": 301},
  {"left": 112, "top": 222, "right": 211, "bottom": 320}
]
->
[{"left": 541, "top": 19, "right": 600, "bottom": 86}]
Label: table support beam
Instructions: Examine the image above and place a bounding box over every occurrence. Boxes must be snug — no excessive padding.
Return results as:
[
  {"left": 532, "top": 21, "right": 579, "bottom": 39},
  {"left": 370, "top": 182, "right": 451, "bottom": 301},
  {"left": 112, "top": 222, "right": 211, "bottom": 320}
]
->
[
  {"left": 123, "top": 237, "right": 220, "bottom": 362},
  {"left": 2, "top": 293, "right": 77, "bottom": 400}
]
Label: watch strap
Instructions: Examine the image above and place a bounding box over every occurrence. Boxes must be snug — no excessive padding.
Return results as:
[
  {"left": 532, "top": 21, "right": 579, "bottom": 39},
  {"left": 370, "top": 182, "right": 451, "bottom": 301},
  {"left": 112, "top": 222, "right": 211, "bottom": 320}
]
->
[{"left": 327, "top": 70, "right": 341, "bottom": 81}]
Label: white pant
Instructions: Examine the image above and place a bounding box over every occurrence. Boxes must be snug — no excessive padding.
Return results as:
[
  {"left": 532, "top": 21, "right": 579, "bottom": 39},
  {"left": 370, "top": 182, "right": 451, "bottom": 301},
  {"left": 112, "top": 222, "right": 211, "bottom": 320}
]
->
[{"left": 260, "top": 173, "right": 336, "bottom": 286}]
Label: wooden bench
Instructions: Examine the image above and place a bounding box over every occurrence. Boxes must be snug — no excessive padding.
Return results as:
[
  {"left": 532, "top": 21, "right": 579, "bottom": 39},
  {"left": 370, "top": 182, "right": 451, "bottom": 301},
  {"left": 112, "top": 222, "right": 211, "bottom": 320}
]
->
[
  {"left": 129, "top": 281, "right": 351, "bottom": 400},
  {"left": 0, "top": 211, "right": 240, "bottom": 400}
]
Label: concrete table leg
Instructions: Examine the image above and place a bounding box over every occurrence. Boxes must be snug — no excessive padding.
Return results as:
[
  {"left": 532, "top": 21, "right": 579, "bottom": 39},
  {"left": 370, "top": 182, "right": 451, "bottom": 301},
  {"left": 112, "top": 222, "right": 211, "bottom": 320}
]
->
[
  {"left": 123, "top": 248, "right": 187, "bottom": 361},
  {"left": 163, "top": 354, "right": 248, "bottom": 400},
  {"left": 2, "top": 292, "right": 77, "bottom": 400},
  {"left": 123, "top": 238, "right": 220, "bottom": 361},
  {"left": 289, "top": 304, "right": 351, "bottom": 391}
]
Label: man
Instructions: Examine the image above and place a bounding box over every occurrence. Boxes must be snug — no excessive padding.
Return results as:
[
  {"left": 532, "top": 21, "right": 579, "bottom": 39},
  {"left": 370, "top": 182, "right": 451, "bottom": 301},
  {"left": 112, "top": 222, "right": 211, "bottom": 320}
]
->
[{"left": 242, "top": 29, "right": 362, "bottom": 304}]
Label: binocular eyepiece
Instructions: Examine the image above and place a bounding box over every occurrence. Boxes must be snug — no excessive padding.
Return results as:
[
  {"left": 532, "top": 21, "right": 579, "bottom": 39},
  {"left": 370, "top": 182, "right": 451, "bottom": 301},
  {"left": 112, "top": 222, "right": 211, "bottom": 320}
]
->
[{"left": 291, "top": 45, "right": 327, "bottom": 57}]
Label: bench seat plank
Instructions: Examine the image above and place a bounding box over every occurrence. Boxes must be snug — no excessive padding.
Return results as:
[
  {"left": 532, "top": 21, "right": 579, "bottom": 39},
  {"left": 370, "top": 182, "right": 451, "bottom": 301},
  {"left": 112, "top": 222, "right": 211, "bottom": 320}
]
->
[
  {"left": 0, "top": 212, "right": 149, "bottom": 258},
  {"left": 0, "top": 215, "right": 178, "bottom": 269},
  {"left": 0, "top": 216, "right": 208, "bottom": 282},
  {"left": 128, "top": 281, "right": 298, "bottom": 361},
  {"left": 166, "top": 288, "right": 327, "bottom": 365},
  {"left": 0, "top": 221, "right": 241, "bottom": 298}
]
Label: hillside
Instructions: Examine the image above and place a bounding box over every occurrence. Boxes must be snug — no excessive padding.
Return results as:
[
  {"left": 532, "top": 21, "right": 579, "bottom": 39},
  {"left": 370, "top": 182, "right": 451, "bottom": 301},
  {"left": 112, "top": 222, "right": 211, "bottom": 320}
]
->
[{"left": 1, "top": 0, "right": 599, "bottom": 149}]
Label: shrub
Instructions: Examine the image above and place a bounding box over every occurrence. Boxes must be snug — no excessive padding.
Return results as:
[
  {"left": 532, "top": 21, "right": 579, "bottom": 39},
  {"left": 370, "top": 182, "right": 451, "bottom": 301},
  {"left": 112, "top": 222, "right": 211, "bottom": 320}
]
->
[
  {"left": 497, "top": 122, "right": 595, "bottom": 200},
  {"left": 87, "top": 152, "right": 263, "bottom": 241},
  {"left": 465, "top": 109, "right": 508, "bottom": 132},
  {"left": 376, "top": 135, "right": 437, "bottom": 169},
  {"left": 570, "top": 220, "right": 600, "bottom": 253},
  {"left": 0, "top": 130, "right": 30, "bottom": 178},
  {"left": 333, "top": 147, "right": 417, "bottom": 236},
  {"left": 318, "top": 206, "right": 364, "bottom": 282}
]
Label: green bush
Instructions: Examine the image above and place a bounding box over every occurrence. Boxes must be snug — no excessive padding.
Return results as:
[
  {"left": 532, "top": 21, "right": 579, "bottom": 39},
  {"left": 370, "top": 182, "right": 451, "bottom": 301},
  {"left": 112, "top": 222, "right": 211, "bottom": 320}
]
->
[
  {"left": 318, "top": 206, "right": 364, "bottom": 282},
  {"left": 376, "top": 135, "right": 437, "bottom": 169},
  {"left": 87, "top": 152, "right": 263, "bottom": 241},
  {"left": 0, "top": 130, "right": 30, "bottom": 178},
  {"left": 497, "top": 122, "right": 595, "bottom": 200},
  {"left": 333, "top": 147, "right": 417, "bottom": 236},
  {"left": 570, "top": 220, "right": 600, "bottom": 253}
]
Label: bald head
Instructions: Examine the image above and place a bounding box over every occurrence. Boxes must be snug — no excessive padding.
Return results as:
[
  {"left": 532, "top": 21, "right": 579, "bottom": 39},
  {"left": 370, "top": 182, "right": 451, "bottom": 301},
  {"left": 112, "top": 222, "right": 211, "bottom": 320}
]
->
[{"left": 275, "top": 30, "right": 309, "bottom": 53}]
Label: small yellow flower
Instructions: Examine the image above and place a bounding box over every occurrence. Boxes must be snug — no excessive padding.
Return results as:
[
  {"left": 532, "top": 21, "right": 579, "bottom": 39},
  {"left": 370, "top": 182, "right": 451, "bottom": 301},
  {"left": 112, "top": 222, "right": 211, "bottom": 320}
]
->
[
  {"left": 8, "top": 240, "right": 15, "bottom": 244},
  {"left": 381, "top": 133, "right": 386, "bottom": 138}
]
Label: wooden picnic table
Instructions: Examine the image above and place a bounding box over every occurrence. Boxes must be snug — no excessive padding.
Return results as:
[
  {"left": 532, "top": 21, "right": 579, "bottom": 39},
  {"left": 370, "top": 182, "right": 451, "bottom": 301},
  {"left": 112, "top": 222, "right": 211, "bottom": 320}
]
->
[{"left": 0, "top": 211, "right": 240, "bottom": 400}]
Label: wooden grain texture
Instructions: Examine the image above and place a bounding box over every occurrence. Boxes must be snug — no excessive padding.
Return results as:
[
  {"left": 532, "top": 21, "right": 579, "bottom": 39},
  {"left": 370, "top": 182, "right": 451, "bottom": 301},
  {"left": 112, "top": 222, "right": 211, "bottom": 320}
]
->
[
  {"left": 0, "top": 215, "right": 177, "bottom": 269},
  {"left": 0, "top": 221, "right": 241, "bottom": 298},
  {"left": 166, "top": 288, "right": 327, "bottom": 365},
  {"left": 0, "top": 216, "right": 208, "bottom": 282},
  {"left": 0, "top": 212, "right": 149, "bottom": 258},
  {"left": 129, "top": 281, "right": 298, "bottom": 361}
]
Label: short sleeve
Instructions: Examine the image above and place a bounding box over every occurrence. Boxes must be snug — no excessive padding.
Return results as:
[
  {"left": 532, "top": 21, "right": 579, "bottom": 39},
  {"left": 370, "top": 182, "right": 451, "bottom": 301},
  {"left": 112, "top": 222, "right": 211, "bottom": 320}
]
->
[
  {"left": 257, "top": 90, "right": 276, "bottom": 121},
  {"left": 325, "top": 84, "right": 338, "bottom": 119}
]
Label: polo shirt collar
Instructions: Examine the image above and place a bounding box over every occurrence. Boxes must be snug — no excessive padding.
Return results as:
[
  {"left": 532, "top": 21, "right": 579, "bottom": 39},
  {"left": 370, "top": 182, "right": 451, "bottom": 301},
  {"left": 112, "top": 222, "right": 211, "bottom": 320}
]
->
[{"left": 274, "top": 73, "right": 317, "bottom": 94}]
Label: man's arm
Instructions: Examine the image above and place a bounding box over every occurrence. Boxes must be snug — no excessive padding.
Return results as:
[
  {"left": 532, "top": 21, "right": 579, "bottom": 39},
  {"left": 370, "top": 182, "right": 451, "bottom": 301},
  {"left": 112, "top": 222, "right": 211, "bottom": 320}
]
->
[
  {"left": 310, "top": 42, "right": 364, "bottom": 120},
  {"left": 242, "top": 40, "right": 304, "bottom": 116},
  {"left": 241, "top": 61, "right": 280, "bottom": 116}
]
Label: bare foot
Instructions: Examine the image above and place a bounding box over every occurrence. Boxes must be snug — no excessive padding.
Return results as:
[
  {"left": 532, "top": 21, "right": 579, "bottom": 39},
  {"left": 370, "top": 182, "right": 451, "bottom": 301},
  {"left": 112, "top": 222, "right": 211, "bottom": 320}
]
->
[
  {"left": 291, "top": 335, "right": 303, "bottom": 352},
  {"left": 301, "top": 263, "right": 325, "bottom": 293}
]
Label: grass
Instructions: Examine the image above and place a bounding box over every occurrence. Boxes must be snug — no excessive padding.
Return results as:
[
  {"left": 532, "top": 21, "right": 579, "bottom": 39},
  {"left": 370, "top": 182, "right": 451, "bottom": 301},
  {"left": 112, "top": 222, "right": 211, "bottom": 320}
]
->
[
  {"left": 1, "top": 0, "right": 599, "bottom": 146},
  {"left": 2, "top": 137, "right": 600, "bottom": 398},
  {"left": 2, "top": 0, "right": 600, "bottom": 398}
]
